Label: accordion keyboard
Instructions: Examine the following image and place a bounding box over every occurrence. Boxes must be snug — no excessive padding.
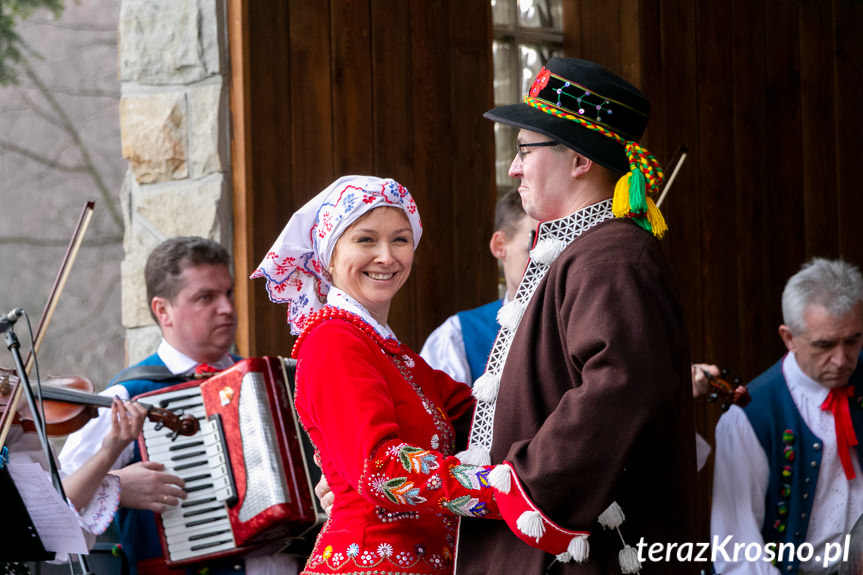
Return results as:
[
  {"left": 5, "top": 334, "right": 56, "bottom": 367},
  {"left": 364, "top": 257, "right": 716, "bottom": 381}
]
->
[{"left": 140, "top": 385, "right": 236, "bottom": 562}]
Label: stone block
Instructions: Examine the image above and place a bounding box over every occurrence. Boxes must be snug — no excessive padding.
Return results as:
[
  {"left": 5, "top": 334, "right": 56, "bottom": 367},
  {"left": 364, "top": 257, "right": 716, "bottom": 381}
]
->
[
  {"left": 120, "top": 92, "right": 189, "bottom": 184},
  {"left": 119, "top": 0, "right": 221, "bottom": 84},
  {"left": 135, "top": 177, "right": 226, "bottom": 240}
]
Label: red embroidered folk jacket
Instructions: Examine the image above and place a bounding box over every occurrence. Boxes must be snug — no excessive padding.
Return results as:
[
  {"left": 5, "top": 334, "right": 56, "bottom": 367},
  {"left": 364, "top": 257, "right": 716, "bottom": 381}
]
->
[{"left": 293, "top": 316, "right": 501, "bottom": 575}]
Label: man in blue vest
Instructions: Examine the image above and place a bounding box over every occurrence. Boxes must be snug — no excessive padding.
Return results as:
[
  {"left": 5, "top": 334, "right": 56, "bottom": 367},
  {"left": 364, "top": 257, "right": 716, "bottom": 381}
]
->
[
  {"left": 420, "top": 189, "right": 537, "bottom": 385},
  {"left": 711, "top": 258, "right": 863, "bottom": 574},
  {"left": 59, "top": 237, "right": 299, "bottom": 575}
]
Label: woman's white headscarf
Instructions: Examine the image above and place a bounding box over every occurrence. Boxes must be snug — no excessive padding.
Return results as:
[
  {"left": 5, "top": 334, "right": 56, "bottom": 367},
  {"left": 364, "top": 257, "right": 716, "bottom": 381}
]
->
[{"left": 251, "top": 175, "right": 422, "bottom": 334}]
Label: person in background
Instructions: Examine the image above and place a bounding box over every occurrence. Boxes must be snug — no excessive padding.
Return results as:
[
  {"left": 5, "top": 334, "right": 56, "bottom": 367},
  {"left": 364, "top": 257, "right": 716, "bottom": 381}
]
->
[
  {"left": 59, "top": 236, "right": 299, "bottom": 575},
  {"left": 711, "top": 257, "right": 863, "bottom": 575},
  {"left": 420, "top": 189, "right": 537, "bottom": 385},
  {"left": 253, "top": 175, "right": 513, "bottom": 575}
]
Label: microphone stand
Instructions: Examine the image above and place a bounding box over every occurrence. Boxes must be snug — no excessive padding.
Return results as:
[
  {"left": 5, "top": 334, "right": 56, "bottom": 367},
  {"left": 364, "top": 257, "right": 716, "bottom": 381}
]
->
[{"left": 3, "top": 320, "right": 94, "bottom": 575}]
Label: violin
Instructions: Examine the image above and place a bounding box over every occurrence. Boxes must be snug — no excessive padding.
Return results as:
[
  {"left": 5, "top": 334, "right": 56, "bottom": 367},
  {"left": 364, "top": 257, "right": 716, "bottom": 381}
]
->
[
  {"left": 0, "top": 367, "right": 198, "bottom": 438},
  {"left": 704, "top": 368, "right": 751, "bottom": 411}
]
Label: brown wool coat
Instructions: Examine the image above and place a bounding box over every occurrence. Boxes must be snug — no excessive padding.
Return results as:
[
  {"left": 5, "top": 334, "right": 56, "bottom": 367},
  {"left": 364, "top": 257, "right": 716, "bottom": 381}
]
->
[{"left": 455, "top": 219, "right": 700, "bottom": 575}]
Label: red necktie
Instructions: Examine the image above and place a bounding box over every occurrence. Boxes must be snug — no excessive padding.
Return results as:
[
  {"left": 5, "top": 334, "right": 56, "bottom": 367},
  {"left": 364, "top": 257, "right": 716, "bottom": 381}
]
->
[
  {"left": 195, "top": 363, "right": 220, "bottom": 375},
  {"left": 820, "top": 385, "right": 858, "bottom": 480}
]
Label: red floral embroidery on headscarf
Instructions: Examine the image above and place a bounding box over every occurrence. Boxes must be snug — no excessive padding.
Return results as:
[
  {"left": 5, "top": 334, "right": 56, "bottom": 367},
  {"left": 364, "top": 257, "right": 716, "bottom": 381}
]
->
[
  {"left": 251, "top": 175, "right": 423, "bottom": 335},
  {"left": 529, "top": 67, "right": 550, "bottom": 97},
  {"left": 273, "top": 256, "right": 296, "bottom": 275}
]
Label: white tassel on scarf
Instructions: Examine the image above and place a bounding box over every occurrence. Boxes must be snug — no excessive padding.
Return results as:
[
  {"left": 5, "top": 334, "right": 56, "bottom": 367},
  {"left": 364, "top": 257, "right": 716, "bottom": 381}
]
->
[
  {"left": 597, "top": 501, "right": 641, "bottom": 574},
  {"left": 472, "top": 372, "right": 500, "bottom": 403},
  {"left": 619, "top": 545, "right": 642, "bottom": 574},
  {"left": 598, "top": 501, "right": 625, "bottom": 529},
  {"left": 568, "top": 535, "right": 590, "bottom": 563},
  {"left": 456, "top": 445, "right": 490, "bottom": 466},
  {"left": 487, "top": 464, "right": 512, "bottom": 493},
  {"left": 531, "top": 238, "right": 567, "bottom": 265},
  {"left": 516, "top": 510, "right": 545, "bottom": 541},
  {"left": 554, "top": 535, "right": 590, "bottom": 564},
  {"left": 497, "top": 299, "right": 526, "bottom": 331}
]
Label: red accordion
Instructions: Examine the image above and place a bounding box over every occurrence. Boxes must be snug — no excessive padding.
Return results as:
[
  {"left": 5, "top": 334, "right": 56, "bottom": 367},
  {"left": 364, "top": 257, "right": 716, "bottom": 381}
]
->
[{"left": 136, "top": 356, "right": 323, "bottom": 567}]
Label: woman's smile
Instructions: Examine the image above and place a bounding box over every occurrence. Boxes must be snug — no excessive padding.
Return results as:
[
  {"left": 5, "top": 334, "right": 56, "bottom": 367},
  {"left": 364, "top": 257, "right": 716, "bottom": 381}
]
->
[{"left": 330, "top": 207, "right": 415, "bottom": 326}]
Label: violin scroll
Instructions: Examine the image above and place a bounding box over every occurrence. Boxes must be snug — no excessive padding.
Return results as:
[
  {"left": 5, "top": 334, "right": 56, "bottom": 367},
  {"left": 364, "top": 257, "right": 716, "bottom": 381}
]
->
[
  {"left": 149, "top": 406, "right": 199, "bottom": 439},
  {"left": 704, "top": 368, "right": 750, "bottom": 411}
]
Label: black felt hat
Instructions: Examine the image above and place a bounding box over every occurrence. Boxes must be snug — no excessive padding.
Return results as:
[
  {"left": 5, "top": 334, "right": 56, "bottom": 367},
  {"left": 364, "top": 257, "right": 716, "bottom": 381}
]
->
[{"left": 484, "top": 57, "right": 651, "bottom": 174}]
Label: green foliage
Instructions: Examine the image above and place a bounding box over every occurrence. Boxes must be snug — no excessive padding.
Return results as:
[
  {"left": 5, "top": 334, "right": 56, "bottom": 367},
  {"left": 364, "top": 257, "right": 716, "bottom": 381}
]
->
[{"left": 0, "top": 0, "right": 64, "bottom": 85}]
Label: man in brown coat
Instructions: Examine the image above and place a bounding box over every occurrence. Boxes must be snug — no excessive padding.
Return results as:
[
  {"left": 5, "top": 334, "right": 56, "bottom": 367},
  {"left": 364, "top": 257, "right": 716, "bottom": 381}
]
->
[{"left": 453, "top": 57, "right": 698, "bottom": 574}]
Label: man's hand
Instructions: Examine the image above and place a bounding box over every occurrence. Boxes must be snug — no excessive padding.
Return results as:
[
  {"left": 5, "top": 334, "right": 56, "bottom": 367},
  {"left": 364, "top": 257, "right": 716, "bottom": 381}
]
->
[
  {"left": 113, "top": 461, "right": 186, "bottom": 512},
  {"left": 691, "top": 363, "right": 720, "bottom": 398},
  {"left": 314, "top": 474, "right": 334, "bottom": 517}
]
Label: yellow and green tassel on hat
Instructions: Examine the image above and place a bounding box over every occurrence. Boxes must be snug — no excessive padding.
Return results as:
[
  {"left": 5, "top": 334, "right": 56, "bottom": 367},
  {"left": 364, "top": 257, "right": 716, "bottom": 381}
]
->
[{"left": 612, "top": 142, "right": 667, "bottom": 239}]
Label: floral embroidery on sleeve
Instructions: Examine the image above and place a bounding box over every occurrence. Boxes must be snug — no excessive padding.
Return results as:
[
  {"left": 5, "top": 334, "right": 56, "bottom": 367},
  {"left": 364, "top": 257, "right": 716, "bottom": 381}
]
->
[
  {"left": 398, "top": 445, "right": 439, "bottom": 473},
  {"left": 362, "top": 439, "right": 501, "bottom": 519},
  {"left": 450, "top": 464, "right": 492, "bottom": 489},
  {"left": 382, "top": 477, "right": 427, "bottom": 505},
  {"left": 440, "top": 495, "right": 491, "bottom": 517}
]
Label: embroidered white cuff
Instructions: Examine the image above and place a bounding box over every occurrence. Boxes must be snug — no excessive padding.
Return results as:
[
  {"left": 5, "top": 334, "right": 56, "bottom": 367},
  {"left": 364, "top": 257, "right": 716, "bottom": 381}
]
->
[{"left": 73, "top": 473, "right": 121, "bottom": 535}]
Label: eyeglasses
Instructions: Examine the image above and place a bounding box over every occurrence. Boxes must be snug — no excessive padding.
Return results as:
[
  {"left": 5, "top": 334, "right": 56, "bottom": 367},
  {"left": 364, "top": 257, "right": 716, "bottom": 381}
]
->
[{"left": 516, "top": 141, "right": 558, "bottom": 161}]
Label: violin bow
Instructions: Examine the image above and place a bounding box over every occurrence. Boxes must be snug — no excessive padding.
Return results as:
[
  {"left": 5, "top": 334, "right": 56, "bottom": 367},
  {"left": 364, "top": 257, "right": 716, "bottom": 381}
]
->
[
  {"left": 0, "top": 201, "right": 95, "bottom": 449},
  {"left": 656, "top": 145, "right": 688, "bottom": 209}
]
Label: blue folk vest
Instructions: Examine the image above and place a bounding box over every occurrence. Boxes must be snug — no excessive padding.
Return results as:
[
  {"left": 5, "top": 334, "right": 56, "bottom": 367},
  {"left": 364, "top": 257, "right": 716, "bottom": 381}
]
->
[
  {"left": 744, "top": 354, "right": 863, "bottom": 574},
  {"left": 456, "top": 299, "right": 503, "bottom": 383}
]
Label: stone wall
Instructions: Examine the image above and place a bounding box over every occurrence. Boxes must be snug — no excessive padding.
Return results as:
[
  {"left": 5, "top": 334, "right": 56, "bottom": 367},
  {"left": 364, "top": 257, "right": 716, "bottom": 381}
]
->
[{"left": 117, "top": 0, "right": 232, "bottom": 365}]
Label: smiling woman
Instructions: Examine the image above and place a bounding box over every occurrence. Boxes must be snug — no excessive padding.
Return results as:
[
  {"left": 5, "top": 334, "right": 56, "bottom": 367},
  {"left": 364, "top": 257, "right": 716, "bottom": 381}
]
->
[{"left": 251, "top": 176, "right": 512, "bottom": 575}]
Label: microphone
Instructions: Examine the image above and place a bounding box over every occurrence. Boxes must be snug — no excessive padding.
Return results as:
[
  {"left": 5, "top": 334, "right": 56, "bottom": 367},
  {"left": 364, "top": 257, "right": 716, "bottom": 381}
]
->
[{"left": 0, "top": 308, "right": 24, "bottom": 334}]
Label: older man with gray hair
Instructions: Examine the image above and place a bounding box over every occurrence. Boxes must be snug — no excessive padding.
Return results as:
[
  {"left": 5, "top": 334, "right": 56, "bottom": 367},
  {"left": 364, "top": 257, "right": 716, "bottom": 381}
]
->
[{"left": 711, "top": 258, "right": 863, "bottom": 575}]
